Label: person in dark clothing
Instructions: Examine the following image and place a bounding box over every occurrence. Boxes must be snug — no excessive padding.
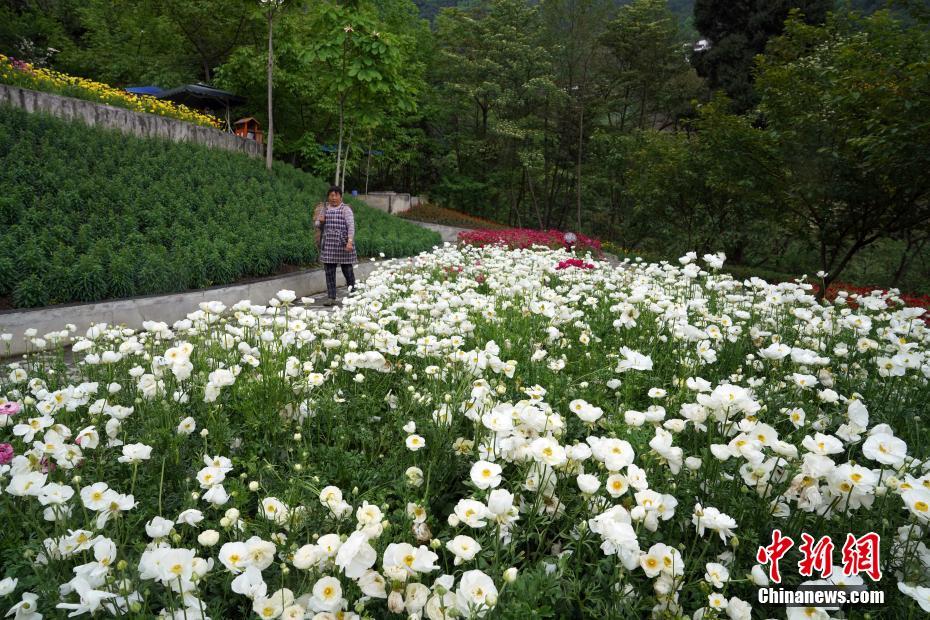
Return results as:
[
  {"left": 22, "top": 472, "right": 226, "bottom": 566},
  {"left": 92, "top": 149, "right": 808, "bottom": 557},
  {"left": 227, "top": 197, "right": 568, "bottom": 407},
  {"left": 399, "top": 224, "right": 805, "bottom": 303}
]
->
[{"left": 315, "top": 186, "right": 357, "bottom": 306}]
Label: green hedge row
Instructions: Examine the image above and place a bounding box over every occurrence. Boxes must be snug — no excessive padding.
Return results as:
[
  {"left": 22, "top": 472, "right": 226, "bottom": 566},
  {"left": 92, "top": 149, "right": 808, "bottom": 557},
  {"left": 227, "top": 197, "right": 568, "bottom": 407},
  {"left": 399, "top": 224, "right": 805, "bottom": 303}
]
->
[{"left": 0, "top": 105, "right": 440, "bottom": 308}]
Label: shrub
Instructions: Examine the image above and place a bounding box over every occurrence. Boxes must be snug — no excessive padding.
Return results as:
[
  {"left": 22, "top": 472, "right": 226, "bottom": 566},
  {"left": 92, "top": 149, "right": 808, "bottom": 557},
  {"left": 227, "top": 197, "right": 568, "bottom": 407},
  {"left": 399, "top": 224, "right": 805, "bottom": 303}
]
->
[{"left": 0, "top": 105, "right": 441, "bottom": 307}]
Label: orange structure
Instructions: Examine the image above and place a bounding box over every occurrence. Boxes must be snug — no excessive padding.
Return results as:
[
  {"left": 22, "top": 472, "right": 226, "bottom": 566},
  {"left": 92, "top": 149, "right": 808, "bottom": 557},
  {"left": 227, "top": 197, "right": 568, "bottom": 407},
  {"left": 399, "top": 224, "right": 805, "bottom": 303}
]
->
[{"left": 234, "top": 117, "right": 264, "bottom": 144}]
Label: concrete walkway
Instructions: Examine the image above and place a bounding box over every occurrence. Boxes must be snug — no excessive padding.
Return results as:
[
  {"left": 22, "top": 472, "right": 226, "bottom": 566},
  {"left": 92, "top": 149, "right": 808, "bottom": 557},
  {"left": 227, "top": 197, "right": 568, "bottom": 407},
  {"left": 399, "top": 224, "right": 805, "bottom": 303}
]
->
[
  {"left": 411, "top": 222, "right": 470, "bottom": 243},
  {"left": 1, "top": 218, "right": 620, "bottom": 356}
]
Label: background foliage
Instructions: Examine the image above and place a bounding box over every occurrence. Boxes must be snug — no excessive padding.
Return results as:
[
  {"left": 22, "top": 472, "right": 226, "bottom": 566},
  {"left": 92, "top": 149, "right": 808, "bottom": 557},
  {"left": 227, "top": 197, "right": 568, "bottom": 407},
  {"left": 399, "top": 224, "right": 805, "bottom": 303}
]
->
[{"left": 1, "top": 0, "right": 928, "bottom": 294}]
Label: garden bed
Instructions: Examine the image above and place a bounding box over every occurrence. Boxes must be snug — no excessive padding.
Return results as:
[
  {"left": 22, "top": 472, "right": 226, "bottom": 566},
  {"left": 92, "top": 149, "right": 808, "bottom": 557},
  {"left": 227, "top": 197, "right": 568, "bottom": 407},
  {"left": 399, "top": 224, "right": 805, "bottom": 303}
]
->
[
  {"left": 399, "top": 204, "right": 509, "bottom": 230},
  {"left": 1, "top": 245, "right": 928, "bottom": 617},
  {"left": 0, "top": 54, "right": 219, "bottom": 128}
]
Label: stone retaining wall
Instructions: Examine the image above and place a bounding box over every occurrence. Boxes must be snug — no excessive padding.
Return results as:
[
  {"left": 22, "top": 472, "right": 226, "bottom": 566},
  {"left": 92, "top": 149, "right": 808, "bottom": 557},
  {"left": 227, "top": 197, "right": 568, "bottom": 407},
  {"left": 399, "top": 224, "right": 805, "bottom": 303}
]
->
[
  {"left": 356, "top": 192, "right": 413, "bottom": 214},
  {"left": 0, "top": 84, "right": 263, "bottom": 158}
]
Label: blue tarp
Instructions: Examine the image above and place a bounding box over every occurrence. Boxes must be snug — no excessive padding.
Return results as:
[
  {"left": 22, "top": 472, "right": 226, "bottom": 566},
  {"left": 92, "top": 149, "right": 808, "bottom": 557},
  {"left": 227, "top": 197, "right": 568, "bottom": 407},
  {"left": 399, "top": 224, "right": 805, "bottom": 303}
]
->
[{"left": 125, "top": 86, "right": 163, "bottom": 96}]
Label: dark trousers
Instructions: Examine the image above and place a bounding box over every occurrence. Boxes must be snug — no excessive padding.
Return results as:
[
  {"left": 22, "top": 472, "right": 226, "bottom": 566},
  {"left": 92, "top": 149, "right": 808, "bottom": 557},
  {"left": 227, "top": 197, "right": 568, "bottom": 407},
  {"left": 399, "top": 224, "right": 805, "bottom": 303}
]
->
[{"left": 324, "top": 263, "right": 355, "bottom": 298}]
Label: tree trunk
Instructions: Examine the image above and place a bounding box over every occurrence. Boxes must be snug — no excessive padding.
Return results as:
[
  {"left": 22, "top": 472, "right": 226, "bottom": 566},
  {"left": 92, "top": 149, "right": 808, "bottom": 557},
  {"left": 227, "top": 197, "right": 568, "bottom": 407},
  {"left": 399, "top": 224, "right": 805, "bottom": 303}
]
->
[
  {"left": 365, "top": 135, "right": 373, "bottom": 195},
  {"left": 265, "top": 10, "right": 274, "bottom": 171},
  {"left": 891, "top": 233, "right": 928, "bottom": 288},
  {"left": 525, "top": 169, "right": 545, "bottom": 229},
  {"left": 339, "top": 129, "right": 353, "bottom": 190},
  {"left": 334, "top": 98, "right": 344, "bottom": 187},
  {"left": 576, "top": 100, "right": 584, "bottom": 232}
]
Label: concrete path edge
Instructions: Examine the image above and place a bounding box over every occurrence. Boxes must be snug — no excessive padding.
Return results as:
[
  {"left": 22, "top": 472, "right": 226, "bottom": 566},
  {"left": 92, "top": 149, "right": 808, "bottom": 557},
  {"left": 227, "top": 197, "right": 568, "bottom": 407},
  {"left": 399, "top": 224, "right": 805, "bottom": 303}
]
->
[{"left": 0, "top": 261, "right": 381, "bottom": 357}]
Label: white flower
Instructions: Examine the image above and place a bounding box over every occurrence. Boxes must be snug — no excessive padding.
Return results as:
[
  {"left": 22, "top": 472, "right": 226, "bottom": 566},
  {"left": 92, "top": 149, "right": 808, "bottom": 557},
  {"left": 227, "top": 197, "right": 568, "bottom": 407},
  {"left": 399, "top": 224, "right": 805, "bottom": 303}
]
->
[
  {"left": 198, "top": 530, "right": 220, "bottom": 547},
  {"left": 118, "top": 443, "right": 152, "bottom": 464},
  {"left": 177, "top": 417, "right": 197, "bottom": 435},
  {"left": 176, "top": 508, "right": 204, "bottom": 526},
  {"left": 692, "top": 503, "right": 738, "bottom": 542},
  {"left": 704, "top": 562, "right": 730, "bottom": 588},
  {"left": 335, "top": 531, "right": 377, "bottom": 578},
  {"left": 456, "top": 570, "right": 498, "bottom": 617},
  {"left": 576, "top": 473, "right": 600, "bottom": 494},
  {"left": 616, "top": 347, "right": 653, "bottom": 373},
  {"left": 0, "top": 577, "right": 17, "bottom": 596},
  {"left": 405, "top": 467, "right": 424, "bottom": 487},
  {"left": 569, "top": 399, "right": 603, "bottom": 423},
  {"left": 897, "top": 582, "right": 930, "bottom": 613},
  {"left": 219, "top": 542, "right": 249, "bottom": 574},
  {"left": 902, "top": 488, "right": 930, "bottom": 523},
  {"left": 358, "top": 570, "right": 388, "bottom": 598},
  {"left": 454, "top": 499, "right": 489, "bottom": 528},
  {"left": 309, "top": 576, "right": 343, "bottom": 613},
  {"left": 232, "top": 566, "right": 267, "bottom": 600},
  {"left": 145, "top": 516, "right": 174, "bottom": 538},
  {"left": 470, "top": 460, "right": 502, "bottom": 489},
  {"left": 862, "top": 433, "right": 907, "bottom": 467},
  {"left": 253, "top": 588, "right": 294, "bottom": 619},
  {"left": 446, "top": 535, "right": 481, "bottom": 565},
  {"left": 6, "top": 472, "right": 47, "bottom": 497},
  {"left": 259, "top": 497, "right": 290, "bottom": 525},
  {"left": 406, "top": 434, "right": 426, "bottom": 451}
]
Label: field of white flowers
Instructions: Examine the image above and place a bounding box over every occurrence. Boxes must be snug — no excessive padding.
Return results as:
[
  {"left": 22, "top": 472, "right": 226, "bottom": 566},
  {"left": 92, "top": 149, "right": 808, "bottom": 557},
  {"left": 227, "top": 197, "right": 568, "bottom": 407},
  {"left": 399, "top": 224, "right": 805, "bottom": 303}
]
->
[{"left": 1, "top": 244, "right": 929, "bottom": 619}]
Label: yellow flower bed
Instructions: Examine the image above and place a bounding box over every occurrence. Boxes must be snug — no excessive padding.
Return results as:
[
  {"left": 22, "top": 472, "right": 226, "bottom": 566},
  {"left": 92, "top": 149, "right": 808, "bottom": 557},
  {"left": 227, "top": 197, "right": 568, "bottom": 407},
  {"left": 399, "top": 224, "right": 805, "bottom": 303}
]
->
[{"left": 0, "top": 54, "right": 221, "bottom": 129}]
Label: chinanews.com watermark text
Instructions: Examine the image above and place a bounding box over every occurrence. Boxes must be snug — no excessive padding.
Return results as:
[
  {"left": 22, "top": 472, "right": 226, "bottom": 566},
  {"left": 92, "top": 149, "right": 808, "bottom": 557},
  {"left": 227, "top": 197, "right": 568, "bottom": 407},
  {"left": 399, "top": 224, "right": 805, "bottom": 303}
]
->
[
  {"left": 755, "top": 530, "right": 886, "bottom": 609},
  {"left": 758, "top": 585, "right": 885, "bottom": 607}
]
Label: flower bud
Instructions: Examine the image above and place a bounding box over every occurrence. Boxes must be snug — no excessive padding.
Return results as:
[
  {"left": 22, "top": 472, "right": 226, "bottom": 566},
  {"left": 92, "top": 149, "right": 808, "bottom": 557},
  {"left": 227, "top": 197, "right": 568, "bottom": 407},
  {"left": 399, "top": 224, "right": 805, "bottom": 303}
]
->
[
  {"left": 503, "top": 567, "right": 518, "bottom": 583},
  {"left": 388, "top": 591, "right": 406, "bottom": 613},
  {"left": 248, "top": 481, "right": 260, "bottom": 492}
]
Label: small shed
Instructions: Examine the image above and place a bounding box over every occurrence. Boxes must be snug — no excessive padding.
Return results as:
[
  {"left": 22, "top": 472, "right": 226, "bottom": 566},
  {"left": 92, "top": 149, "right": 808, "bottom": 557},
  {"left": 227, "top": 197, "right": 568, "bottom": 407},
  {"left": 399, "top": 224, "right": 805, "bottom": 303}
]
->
[
  {"left": 234, "top": 117, "right": 264, "bottom": 144},
  {"left": 157, "top": 84, "right": 246, "bottom": 131}
]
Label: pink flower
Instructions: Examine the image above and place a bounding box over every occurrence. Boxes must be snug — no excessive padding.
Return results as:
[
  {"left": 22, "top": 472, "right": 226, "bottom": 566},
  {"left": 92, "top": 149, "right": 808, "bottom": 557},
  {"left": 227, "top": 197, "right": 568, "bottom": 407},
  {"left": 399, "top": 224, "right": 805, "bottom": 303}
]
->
[
  {"left": 556, "top": 258, "right": 595, "bottom": 270},
  {"left": 0, "top": 443, "right": 13, "bottom": 465},
  {"left": 0, "top": 402, "right": 21, "bottom": 416}
]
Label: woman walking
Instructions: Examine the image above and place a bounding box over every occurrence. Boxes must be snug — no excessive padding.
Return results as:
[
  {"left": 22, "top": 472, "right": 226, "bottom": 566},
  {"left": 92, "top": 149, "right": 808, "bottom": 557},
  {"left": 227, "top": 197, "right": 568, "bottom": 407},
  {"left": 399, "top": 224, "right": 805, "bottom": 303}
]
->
[{"left": 315, "top": 186, "right": 357, "bottom": 306}]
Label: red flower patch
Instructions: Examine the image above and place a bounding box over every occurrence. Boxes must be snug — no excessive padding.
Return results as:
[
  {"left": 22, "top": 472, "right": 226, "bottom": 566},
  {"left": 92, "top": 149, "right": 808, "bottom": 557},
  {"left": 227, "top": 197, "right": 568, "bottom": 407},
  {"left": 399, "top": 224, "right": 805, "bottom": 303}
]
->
[{"left": 458, "top": 228, "right": 602, "bottom": 254}]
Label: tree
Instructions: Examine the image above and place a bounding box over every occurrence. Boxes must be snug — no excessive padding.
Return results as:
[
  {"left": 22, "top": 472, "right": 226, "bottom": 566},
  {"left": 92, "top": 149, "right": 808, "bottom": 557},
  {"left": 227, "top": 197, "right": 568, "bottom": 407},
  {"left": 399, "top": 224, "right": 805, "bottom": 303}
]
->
[
  {"left": 617, "top": 96, "right": 778, "bottom": 258},
  {"left": 261, "top": 0, "right": 286, "bottom": 171},
  {"left": 428, "top": 0, "right": 558, "bottom": 223},
  {"left": 691, "top": 0, "right": 831, "bottom": 110},
  {"left": 216, "top": 0, "right": 424, "bottom": 182},
  {"left": 303, "top": 1, "right": 419, "bottom": 188},
  {"left": 67, "top": 0, "right": 259, "bottom": 84},
  {"left": 599, "top": 0, "right": 704, "bottom": 132},
  {"left": 540, "top": 0, "right": 615, "bottom": 230},
  {"left": 756, "top": 10, "right": 930, "bottom": 291}
]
